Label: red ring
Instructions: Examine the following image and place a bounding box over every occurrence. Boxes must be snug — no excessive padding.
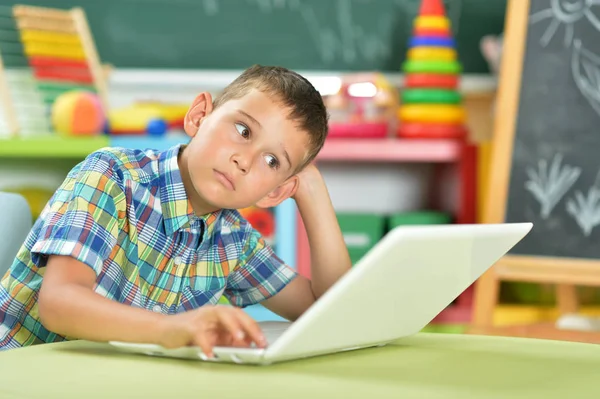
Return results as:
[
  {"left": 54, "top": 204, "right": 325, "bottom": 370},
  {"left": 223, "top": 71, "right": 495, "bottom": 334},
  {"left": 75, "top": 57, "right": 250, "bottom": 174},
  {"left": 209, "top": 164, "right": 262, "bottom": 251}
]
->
[
  {"left": 413, "top": 27, "right": 452, "bottom": 37},
  {"left": 398, "top": 123, "right": 467, "bottom": 139},
  {"left": 405, "top": 74, "right": 459, "bottom": 89}
]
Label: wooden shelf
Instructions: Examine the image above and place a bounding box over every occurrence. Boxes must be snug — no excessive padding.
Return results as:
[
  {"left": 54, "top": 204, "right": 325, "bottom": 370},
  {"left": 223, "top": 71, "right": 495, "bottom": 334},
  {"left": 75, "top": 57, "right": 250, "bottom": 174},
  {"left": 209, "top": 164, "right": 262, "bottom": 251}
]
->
[
  {"left": 318, "top": 138, "right": 463, "bottom": 162},
  {"left": 0, "top": 136, "right": 110, "bottom": 158}
]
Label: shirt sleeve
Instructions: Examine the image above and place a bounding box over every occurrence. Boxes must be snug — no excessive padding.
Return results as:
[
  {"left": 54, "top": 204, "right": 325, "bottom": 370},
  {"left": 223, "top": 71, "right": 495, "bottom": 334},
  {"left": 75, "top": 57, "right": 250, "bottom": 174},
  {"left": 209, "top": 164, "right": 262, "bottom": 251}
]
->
[
  {"left": 29, "top": 150, "right": 125, "bottom": 275},
  {"left": 224, "top": 220, "right": 297, "bottom": 308}
]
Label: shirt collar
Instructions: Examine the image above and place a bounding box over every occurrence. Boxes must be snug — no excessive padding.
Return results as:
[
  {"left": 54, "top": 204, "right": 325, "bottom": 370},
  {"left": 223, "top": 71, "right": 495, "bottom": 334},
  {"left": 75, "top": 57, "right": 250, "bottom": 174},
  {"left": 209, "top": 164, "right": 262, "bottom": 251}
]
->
[{"left": 158, "top": 144, "right": 222, "bottom": 235}]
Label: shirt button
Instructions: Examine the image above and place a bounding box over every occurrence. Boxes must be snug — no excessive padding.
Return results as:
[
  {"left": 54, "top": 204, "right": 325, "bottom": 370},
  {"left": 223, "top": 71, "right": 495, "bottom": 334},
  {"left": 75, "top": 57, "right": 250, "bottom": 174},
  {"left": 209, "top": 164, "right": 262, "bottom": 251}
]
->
[
  {"left": 152, "top": 305, "right": 162, "bottom": 313},
  {"left": 174, "top": 256, "right": 182, "bottom": 265}
]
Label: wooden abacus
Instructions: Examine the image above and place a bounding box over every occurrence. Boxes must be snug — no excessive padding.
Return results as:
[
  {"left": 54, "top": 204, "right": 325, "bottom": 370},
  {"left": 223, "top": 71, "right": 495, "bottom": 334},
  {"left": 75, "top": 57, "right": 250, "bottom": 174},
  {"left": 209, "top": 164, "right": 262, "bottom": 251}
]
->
[{"left": 0, "top": 5, "right": 107, "bottom": 137}]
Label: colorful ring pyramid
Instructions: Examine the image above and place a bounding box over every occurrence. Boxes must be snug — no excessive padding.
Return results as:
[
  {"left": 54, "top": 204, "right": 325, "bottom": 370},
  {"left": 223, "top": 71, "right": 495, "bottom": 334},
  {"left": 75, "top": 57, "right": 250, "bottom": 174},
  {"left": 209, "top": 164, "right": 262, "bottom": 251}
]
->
[{"left": 398, "top": 0, "right": 467, "bottom": 139}]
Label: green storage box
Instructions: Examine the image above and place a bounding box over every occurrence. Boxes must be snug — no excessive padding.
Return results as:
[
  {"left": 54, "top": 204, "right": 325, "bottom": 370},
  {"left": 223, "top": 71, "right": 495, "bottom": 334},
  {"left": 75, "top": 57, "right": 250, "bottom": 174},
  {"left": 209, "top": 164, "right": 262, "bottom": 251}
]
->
[
  {"left": 337, "top": 213, "right": 386, "bottom": 265},
  {"left": 388, "top": 211, "right": 452, "bottom": 228}
]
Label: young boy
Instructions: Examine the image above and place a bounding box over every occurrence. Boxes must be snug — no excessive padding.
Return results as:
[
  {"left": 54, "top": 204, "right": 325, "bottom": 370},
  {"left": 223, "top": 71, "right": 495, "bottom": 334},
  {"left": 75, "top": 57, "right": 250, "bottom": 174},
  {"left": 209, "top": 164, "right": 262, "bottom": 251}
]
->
[{"left": 0, "top": 65, "right": 351, "bottom": 356}]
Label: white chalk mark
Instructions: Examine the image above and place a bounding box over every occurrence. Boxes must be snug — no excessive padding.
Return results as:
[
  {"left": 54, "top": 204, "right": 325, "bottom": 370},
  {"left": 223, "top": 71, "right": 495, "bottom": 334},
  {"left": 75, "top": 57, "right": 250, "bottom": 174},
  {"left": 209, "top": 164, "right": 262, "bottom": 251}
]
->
[
  {"left": 202, "top": 0, "right": 219, "bottom": 16},
  {"left": 541, "top": 18, "right": 562, "bottom": 47},
  {"left": 296, "top": 0, "right": 390, "bottom": 65},
  {"left": 572, "top": 39, "right": 600, "bottom": 117},
  {"left": 119, "top": 0, "right": 457, "bottom": 66},
  {"left": 338, "top": 0, "right": 357, "bottom": 63},
  {"left": 564, "top": 23, "right": 574, "bottom": 46},
  {"left": 584, "top": 7, "right": 600, "bottom": 29},
  {"left": 566, "top": 185, "right": 600, "bottom": 236},
  {"left": 525, "top": 154, "right": 582, "bottom": 219},
  {"left": 529, "top": 0, "right": 600, "bottom": 47}
]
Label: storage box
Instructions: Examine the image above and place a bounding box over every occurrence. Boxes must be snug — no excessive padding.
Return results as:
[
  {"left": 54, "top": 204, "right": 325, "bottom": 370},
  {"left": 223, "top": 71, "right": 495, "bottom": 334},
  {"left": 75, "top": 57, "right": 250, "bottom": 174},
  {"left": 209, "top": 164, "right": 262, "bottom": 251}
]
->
[{"left": 337, "top": 213, "right": 386, "bottom": 265}]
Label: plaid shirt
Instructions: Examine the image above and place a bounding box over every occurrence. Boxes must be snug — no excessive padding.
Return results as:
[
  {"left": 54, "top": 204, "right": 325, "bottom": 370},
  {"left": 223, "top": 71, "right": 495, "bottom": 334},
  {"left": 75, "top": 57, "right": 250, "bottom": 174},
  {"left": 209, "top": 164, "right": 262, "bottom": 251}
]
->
[{"left": 0, "top": 144, "right": 296, "bottom": 350}]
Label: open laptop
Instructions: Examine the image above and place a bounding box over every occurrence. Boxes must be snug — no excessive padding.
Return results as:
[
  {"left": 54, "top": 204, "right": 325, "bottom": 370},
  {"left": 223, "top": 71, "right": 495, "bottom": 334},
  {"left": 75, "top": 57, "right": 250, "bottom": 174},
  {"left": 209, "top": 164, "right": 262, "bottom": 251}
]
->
[{"left": 109, "top": 222, "right": 532, "bottom": 365}]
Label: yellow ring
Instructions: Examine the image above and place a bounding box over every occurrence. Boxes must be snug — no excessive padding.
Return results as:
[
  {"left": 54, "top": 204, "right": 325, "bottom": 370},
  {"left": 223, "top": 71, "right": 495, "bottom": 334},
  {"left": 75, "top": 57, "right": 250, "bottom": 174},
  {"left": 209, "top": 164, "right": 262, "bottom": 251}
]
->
[
  {"left": 407, "top": 47, "right": 457, "bottom": 61},
  {"left": 398, "top": 105, "right": 466, "bottom": 124},
  {"left": 414, "top": 16, "right": 451, "bottom": 30}
]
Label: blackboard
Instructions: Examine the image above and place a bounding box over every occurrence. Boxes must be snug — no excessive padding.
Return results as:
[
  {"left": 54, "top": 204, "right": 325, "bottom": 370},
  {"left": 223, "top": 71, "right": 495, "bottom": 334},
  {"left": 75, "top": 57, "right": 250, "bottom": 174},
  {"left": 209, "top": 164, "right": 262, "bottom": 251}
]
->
[
  {"left": 1, "top": 0, "right": 506, "bottom": 72},
  {"left": 472, "top": 0, "right": 600, "bottom": 339},
  {"left": 503, "top": 0, "right": 600, "bottom": 259}
]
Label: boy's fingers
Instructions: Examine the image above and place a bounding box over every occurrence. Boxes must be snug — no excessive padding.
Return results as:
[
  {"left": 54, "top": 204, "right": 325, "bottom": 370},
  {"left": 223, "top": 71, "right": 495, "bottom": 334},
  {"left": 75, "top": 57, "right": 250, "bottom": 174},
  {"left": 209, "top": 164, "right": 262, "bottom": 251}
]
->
[
  {"left": 215, "top": 309, "right": 246, "bottom": 343},
  {"left": 231, "top": 308, "right": 267, "bottom": 347},
  {"left": 194, "top": 333, "right": 214, "bottom": 359}
]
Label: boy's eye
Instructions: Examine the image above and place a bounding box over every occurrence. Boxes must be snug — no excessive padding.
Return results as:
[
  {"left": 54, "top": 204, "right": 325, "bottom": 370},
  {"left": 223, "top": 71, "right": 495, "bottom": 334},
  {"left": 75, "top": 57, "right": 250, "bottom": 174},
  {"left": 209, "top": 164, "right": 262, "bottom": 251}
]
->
[
  {"left": 265, "top": 154, "right": 280, "bottom": 170},
  {"left": 235, "top": 123, "right": 250, "bottom": 139}
]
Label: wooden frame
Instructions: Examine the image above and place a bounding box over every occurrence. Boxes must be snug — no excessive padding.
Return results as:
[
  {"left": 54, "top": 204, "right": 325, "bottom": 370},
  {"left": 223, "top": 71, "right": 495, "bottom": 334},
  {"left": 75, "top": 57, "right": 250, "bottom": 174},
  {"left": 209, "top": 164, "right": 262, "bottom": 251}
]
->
[
  {"left": 0, "top": 5, "right": 109, "bottom": 137},
  {"left": 12, "top": 5, "right": 108, "bottom": 109},
  {"left": 470, "top": 0, "right": 600, "bottom": 341},
  {"left": 0, "top": 53, "right": 19, "bottom": 136}
]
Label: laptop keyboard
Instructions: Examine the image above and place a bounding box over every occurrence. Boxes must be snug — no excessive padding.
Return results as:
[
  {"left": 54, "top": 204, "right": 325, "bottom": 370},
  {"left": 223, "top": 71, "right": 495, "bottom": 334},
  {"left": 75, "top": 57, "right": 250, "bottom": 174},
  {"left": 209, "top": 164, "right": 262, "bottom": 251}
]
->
[{"left": 259, "top": 321, "right": 291, "bottom": 345}]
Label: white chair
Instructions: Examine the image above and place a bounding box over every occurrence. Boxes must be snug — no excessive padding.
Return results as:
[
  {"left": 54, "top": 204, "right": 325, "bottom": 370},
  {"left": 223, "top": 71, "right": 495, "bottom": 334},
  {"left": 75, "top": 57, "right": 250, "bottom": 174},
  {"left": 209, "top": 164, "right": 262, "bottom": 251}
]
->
[{"left": 0, "top": 192, "right": 32, "bottom": 278}]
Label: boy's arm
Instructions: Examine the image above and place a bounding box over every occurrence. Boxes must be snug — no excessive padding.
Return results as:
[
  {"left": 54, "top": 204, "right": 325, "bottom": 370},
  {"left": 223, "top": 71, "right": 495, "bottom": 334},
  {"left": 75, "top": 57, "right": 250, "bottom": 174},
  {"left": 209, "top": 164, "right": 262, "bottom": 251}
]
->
[
  {"left": 39, "top": 255, "right": 167, "bottom": 343},
  {"left": 40, "top": 255, "right": 266, "bottom": 354},
  {"left": 262, "top": 164, "right": 352, "bottom": 320}
]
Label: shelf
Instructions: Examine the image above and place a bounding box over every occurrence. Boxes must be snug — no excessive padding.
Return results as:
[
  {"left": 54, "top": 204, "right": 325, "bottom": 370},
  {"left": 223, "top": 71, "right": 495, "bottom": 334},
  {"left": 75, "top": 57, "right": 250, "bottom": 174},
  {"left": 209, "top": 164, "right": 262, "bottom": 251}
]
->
[
  {"left": 318, "top": 138, "right": 463, "bottom": 162},
  {"left": 0, "top": 136, "right": 110, "bottom": 158},
  {"left": 110, "top": 134, "right": 189, "bottom": 151},
  {"left": 0, "top": 135, "right": 463, "bottom": 162}
]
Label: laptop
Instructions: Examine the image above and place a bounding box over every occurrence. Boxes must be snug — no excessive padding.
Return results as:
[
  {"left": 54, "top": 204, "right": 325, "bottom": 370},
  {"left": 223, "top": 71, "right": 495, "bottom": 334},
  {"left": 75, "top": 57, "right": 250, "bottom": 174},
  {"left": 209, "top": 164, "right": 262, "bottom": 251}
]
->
[{"left": 109, "top": 222, "right": 532, "bottom": 365}]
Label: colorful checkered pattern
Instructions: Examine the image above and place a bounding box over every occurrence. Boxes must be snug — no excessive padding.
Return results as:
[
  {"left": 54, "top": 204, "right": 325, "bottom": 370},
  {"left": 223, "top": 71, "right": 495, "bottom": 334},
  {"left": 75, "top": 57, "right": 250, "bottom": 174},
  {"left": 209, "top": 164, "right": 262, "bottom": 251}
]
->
[{"left": 0, "top": 144, "right": 296, "bottom": 350}]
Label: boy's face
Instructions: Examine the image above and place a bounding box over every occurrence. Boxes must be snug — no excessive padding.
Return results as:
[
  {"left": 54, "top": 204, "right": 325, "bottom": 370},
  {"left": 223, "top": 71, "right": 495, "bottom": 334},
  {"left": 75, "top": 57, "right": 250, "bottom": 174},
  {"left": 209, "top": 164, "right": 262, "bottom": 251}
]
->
[{"left": 180, "top": 89, "right": 310, "bottom": 213}]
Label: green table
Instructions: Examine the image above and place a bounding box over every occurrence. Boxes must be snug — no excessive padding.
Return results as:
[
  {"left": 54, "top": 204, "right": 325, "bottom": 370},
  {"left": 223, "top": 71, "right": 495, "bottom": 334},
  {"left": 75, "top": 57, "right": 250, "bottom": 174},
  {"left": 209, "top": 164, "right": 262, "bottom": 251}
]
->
[{"left": 1, "top": 333, "right": 599, "bottom": 398}]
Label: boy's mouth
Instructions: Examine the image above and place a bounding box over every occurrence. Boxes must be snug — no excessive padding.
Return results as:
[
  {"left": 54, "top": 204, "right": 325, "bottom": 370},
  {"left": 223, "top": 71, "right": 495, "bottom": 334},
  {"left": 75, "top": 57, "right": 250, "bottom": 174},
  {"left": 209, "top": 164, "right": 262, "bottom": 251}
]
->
[{"left": 213, "top": 170, "right": 236, "bottom": 190}]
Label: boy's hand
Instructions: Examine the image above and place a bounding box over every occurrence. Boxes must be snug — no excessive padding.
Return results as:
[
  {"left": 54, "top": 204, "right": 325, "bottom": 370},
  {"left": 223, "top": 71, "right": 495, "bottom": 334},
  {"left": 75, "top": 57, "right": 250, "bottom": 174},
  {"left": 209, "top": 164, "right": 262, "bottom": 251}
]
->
[
  {"left": 293, "top": 163, "right": 323, "bottom": 201},
  {"left": 157, "top": 305, "right": 267, "bottom": 357}
]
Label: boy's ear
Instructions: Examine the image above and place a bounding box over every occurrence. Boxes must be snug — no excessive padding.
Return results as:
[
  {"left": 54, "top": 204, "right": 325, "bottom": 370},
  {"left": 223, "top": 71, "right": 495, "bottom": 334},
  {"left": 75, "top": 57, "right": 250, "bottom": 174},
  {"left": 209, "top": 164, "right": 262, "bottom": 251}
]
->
[
  {"left": 184, "top": 92, "right": 214, "bottom": 137},
  {"left": 255, "top": 176, "right": 299, "bottom": 208}
]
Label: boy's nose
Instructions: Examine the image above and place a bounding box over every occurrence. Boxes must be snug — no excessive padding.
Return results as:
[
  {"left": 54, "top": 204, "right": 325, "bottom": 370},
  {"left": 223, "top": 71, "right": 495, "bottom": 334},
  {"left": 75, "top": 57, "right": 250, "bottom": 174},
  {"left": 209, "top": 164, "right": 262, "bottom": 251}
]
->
[{"left": 232, "top": 155, "right": 250, "bottom": 174}]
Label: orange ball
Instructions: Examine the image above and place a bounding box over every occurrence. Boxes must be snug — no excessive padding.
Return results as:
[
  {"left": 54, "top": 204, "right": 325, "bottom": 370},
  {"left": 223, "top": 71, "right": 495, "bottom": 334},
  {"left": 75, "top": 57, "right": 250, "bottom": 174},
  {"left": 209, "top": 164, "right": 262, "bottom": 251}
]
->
[{"left": 51, "top": 90, "right": 106, "bottom": 136}]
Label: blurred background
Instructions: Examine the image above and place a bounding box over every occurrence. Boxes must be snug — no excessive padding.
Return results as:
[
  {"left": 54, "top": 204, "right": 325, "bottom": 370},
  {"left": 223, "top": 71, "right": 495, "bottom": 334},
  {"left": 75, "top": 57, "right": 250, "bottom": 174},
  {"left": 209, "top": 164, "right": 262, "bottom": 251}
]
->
[{"left": 2, "top": 0, "right": 599, "bottom": 338}]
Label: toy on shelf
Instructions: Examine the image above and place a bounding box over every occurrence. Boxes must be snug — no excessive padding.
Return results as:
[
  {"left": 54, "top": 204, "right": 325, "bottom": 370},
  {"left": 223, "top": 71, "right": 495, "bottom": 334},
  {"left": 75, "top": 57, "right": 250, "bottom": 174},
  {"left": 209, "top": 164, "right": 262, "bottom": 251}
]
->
[
  {"left": 324, "top": 73, "right": 398, "bottom": 139},
  {"left": 397, "top": 0, "right": 468, "bottom": 140},
  {"left": 0, "top": 5, "right": 107, "bottom": 137},
  {"left": 51, "top": 90, "right": 105, "bottom": 136},
  {"left": 106, "top": 102, "right": 188, "bottom": 136},
  {"left": 0, "top": 6, "right": 49, "bottom": 136},
  {"left": 239, "top": 206, "right": 275, "bottom": 246}
]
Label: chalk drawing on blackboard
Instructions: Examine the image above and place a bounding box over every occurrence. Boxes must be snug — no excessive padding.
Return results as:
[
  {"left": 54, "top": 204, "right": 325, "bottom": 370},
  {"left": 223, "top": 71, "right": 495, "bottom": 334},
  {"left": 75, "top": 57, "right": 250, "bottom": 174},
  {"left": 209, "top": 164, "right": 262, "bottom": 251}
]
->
[
  {"left": 566, "top": 171, "right": 600, "bottom": 236},
  {"left": 572, "top": 39, "right": 600, "bottom": 117},
  {"left": 529, "top": 0, "right": 600, "bottom": 48},
  {"left": 122, "top": 0, "right": 392, "bottom": 65},
  {"left": 525, "top": 153, "right": 582, "bottom": 219}
]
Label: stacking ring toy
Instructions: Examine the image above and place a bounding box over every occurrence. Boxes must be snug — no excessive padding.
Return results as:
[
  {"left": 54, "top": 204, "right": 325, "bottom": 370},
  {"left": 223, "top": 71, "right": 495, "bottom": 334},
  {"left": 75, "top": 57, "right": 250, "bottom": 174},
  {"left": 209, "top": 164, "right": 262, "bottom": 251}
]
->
[
  {"left": 414, "top": 16, "right": 450, "bottom": 30},
  {"left": 398, "top": 104, "right": 466, "bottom": 124},
  {"left": 405, "top": 74, "right": 459, "bottom": 89},
  {"left": 402, "top": 60, "right": 462, "bottom": 74},
  {"left": 407, "top": 47, "right": 457, "bottom": 61},
  {"left": 401, "top": 89, "right": 462, "bottom": 104},
  {"left": 413, "top": 27, "right": 451, "bottom": 37},
  {"left": 409, "top": 37, "right": 455, "bottom": 48},
  {"left": 398, "top": 123, "right": 467, "bottom": 139}
]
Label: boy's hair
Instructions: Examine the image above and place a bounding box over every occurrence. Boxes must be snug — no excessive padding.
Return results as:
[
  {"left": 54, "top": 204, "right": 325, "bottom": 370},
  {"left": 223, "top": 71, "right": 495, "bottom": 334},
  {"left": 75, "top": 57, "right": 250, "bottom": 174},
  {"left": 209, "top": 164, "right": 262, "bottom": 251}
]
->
[{"left": 213, "top": 65, "right": 329, "bottom": 173}]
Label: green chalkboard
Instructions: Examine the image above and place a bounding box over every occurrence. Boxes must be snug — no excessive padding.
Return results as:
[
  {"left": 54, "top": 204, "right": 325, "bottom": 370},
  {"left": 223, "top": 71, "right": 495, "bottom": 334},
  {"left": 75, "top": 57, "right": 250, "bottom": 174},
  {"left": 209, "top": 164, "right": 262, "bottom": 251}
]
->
[{"left": 1, "top": 0, "right": 506, "bottom": 72}]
